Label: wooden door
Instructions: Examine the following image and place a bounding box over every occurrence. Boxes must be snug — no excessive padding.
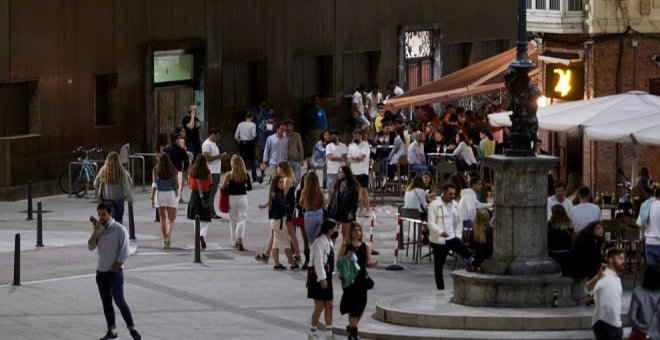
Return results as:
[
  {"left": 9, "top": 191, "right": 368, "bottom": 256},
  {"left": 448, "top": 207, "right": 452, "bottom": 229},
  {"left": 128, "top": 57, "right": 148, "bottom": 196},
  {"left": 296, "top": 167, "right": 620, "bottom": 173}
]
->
[{"left": 154, "top": 86, "right": 193, "bottom": 135}]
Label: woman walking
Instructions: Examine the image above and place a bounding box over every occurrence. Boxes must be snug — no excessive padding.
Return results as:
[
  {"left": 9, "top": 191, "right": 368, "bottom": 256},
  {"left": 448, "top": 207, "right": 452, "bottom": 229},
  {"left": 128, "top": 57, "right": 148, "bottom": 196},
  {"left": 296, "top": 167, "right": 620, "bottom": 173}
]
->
[
  {"left": 629, "top": 265, "right": 660, "bottom": 340},
  {"left": 187, "top": 156, "right": 213, "bottom": 249},
  {"left": 151, "top": 153, "right": 179, "bottom": 248},
  {"left": 327, "top": 165, "right": 360, "bottom": 241},
  {"left": 300, "top": 172, "right": 325, "bottom": 269},
  {"left": 338, "top": 222, "right": 377, "bottom": 340},
  {"left": 307, "top": 219, "right": 339, "bottom": 340},
  {"left": 94, "top": 151, "right": 134, "bottom": 225},
  {"left": 267, "top": 175, "right": 298, "bottom": 270},
  {"left": 221, "top": 155, "right": 252, "bottom": 250}
]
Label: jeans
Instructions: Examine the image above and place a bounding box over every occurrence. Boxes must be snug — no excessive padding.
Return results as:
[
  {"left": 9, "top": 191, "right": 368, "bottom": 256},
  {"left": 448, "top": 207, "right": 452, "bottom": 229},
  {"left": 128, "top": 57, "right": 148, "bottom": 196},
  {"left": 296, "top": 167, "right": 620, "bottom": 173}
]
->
[
  {"left": 326, "top": 174, "right": 338, "bottom": 191},
  {"left": 304, "top": 209, "right": 324, "bottom": 241},
  {"left": 108, "top": 200, "right": 125, "bottom": 225},
  {"left": 646, "top": 244, "right": 660, "bottom": 266},
  {"left": 96, "top": 269, "right": 135, "bottom": 329},
  {"left": 289, "top": 161, "right": 302, "bottom": 183},
  {"left": 431, "top": 238, "right": 471, "bottom": 290},
  {"left": 592, "top": 320, "right": 623, "bottom": 340},
  {"left": 239, "top": 141, "right": 257, "bottom": 180}
]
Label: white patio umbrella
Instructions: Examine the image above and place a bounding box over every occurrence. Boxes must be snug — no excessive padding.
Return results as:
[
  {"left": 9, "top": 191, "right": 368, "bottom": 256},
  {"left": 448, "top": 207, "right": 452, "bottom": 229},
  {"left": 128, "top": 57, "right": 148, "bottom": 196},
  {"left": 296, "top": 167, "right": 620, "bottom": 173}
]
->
[{"left": 488, "top": 91, "right": 660, "bottom": 183}]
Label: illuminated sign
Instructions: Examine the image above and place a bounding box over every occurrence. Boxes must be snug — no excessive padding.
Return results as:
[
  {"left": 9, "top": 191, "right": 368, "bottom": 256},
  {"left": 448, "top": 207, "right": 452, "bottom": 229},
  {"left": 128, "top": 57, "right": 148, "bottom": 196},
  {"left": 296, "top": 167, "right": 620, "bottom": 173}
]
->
[{"left": 545, "top": 64, "right": 584, "bottom": 101}]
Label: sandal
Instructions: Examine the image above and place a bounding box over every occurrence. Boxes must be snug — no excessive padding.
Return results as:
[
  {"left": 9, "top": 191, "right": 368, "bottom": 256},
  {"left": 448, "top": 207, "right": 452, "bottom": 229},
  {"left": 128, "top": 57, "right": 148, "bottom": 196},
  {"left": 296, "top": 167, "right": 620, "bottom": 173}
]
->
[
  {"left": 290, "top": 264, "right": 300, "bottom": 271},
  {"left": 273, "top": 264, "right": 286, "bottom": 270},
  {"left": 255, "top": 253, "right": 269, "bottom": 263}
]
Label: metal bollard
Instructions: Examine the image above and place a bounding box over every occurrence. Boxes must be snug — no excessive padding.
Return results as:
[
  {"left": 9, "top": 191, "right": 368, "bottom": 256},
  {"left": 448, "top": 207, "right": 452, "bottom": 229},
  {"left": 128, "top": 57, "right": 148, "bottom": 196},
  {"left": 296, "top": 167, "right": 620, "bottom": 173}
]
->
[
  {"left": 128, "top": 203, "right": 136, "bottom": 240},
  {"left": 26, "top": 180, "right": 33, "bottom": 221},
  {"left": 36, "top": 202, "right": 43, "bottom": 247},
  {"left": 194, "top": 215, "right": 201, "bottom": 263},
  {"left": 13, "top": 233, "right": 21, "bottom": 286}
]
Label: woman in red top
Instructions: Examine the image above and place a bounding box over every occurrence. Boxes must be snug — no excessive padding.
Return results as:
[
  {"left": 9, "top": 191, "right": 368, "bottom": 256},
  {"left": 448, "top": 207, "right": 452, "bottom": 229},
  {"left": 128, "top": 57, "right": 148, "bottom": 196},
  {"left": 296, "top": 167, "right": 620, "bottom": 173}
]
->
[{"left": 187, "top": 156, "right": 213, "bottom": 249}]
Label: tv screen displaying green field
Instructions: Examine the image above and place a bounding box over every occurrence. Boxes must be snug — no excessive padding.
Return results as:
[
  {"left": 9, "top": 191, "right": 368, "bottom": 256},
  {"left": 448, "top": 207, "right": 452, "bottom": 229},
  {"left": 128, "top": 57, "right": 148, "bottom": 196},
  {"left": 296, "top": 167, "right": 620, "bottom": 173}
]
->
[{"left": 154, "top": 54, "right": 193, "bottom": 83}]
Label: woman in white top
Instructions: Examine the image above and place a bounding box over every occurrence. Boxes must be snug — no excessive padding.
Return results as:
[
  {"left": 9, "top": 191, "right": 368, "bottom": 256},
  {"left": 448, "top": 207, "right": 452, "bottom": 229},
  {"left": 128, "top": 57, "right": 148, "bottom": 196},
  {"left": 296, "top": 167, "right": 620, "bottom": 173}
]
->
[
  {"left": 307, "top": 219, "right": 339, "bottom": 339},
  {"left": 453, "top": 132, "right": 477, "bottom": 172},
  {"left": 403, "top": 176, "right": 429, "bottom": 220}
]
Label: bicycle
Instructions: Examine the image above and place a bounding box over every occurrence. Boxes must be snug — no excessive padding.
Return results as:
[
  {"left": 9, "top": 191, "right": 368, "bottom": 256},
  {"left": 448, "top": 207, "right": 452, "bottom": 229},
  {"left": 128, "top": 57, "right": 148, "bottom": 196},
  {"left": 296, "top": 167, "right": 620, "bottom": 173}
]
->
[{"left": 58, "top": 146, "right": 105, "bottom": 197}]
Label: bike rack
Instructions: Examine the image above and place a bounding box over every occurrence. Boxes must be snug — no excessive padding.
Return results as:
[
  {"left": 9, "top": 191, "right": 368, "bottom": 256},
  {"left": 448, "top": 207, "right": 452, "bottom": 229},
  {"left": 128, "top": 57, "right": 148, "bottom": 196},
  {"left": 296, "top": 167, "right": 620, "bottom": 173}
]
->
[{"left": 67, "top": 161, "right": 99, "bottom": 198}]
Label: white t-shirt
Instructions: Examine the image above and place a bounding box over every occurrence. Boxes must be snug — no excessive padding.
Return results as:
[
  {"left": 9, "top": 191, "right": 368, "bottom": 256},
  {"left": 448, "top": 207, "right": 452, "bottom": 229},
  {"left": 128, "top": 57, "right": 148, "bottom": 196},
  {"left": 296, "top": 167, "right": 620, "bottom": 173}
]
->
[
  {"left": 365, "top": 92, "right": 383, "bottom": 119},
  {"left": 202, "top": 139, "right": 221, "bottom": 174},
  {"left": 404, "top": 188, "right": 428, "bottom": 213},
  {"left": 547, "top": 195, "right": 573, "bottom": 221},
  {"left": 352, "top": 91, "right": 364, "bottom": 115},
  {"left": 348, "top": 141, "right": 370, "bottom": 175},
  {"left": 326, "top": 142, "right": 347, "bottom": 175},
  {"left": 570, "top": 203, "right": 601, "bottom": 234},
  {"left": 590, "top": 267, "right": 622, "bottom": 327},
  {"left": 647, "top": 200, "right": 660, "bottom": 245}
]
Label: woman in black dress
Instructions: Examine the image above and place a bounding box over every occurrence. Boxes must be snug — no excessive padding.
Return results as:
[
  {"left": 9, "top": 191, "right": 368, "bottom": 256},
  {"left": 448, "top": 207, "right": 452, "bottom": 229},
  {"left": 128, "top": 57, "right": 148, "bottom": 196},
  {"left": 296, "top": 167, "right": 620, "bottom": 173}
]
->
[
  {"left": 560, "top": 220, "right": 605, "bottom": 303},
  {"left": 326, "top": 165, "right": 360, "bottom": 241},
  {"left": 338, "top": 222, "right": 377, "bottom": 340},
  {"left": 307, "top": 219, "right": 339, "bottom": 339}
]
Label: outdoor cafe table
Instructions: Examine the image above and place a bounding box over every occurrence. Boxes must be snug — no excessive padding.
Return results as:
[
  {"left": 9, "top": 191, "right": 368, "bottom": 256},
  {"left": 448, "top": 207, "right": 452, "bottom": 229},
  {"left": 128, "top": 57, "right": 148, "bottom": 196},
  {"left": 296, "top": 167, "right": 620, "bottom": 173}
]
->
[
  {"left": 426, "top": 152, "right": 454, "bottom": 166},
  {"left": 372, "top": 144, "right": 393, "bottom": 161}
]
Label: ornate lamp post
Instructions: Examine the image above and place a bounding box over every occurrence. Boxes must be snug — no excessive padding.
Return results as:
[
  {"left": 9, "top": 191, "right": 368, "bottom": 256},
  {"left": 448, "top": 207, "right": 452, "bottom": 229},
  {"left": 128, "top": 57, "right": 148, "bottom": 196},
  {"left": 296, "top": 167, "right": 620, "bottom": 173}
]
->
[{"left": 505, "top": 0, "right": 540, "bottom": 157}]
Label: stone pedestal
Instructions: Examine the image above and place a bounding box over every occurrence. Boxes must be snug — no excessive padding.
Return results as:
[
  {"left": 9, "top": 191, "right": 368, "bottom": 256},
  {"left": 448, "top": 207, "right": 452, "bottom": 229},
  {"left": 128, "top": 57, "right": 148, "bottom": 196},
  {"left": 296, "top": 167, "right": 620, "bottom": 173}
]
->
[{"left": 452, "top": 155, "right": 573, "bottom": 307}]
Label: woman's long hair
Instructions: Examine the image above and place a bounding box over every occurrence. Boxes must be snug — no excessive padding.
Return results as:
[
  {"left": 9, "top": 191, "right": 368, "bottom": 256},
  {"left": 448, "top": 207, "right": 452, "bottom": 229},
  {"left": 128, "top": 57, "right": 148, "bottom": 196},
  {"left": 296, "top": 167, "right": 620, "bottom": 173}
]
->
[
  {"left": 396, "top": 126, "right": 408, "bottom": 146},
  {"left": 301, "top": 172, "right": 322, "bottom": 209},
  {"left": 267, "top": 175, "right": 282, "bottom": 208},
  {"left": 574, "top": 220, "right": 604, "bottom": 246},
  {"left": 344, "top": 222, "right": 363, "bottom": 245},
  {"left": 549, "top": 204, "right": 572, "bottom": 231},
  {"left": 277, "top": 161, "right": 296, "bottom": 185},
  {"left": 333, "top": 165, "right": 360, "bottom": 193},
  {"left": 230, "top": 155, "right": 248, "bottom": 183},
  {"left": 484, "top": 129, "right": 494, "bottom": 141},
  {"left": 565, "top": 172, "right": 583, "bottom": 198},
  {"left": 156, "top": 153, "right": 176, "bottom": 180},
  {"left": 99, "top": 151, "right": 125, "bottom": 185},
  {"left": 472, "top": 208, "right": 491, "bottom": 244},
  {"left": 316, "top": 219, "right": 338, "bottom": 241},
  {"left": 189, "top": 156, "right": 210, "bottom": 180},
  {"left": 406, "top": 176, "right": 424, "bottom": 192}
]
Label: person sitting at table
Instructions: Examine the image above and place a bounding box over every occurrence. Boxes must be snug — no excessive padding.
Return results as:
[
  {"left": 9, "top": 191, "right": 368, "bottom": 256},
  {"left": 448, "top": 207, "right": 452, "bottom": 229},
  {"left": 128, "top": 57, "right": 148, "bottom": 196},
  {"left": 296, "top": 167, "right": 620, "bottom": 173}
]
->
[
  {"left": 376, "top": 121, "right": 397, "bottom": 146},
  {"left": 383, "top": 126, "right": 408, "bottom": 184},
  {"left": 407, "top": 131, "right": 432, "bottom": 176},
  {"left": 458, "top": 176, "right": 492, "bottom": 229},
  {"left": 424, "top": 130, "right": 445, "bottom": 158},
  {"left": 452, "top": 132, "right": 478, "bottom": 172},
  {"left": 570, "top": 186, "right": 601, "bottom": 234},
  {"left": 374, "top": 104, "right": 386, "bottom": 133},
  {"left": 421, "top": 171, "right": 436, "bottom": 196}
]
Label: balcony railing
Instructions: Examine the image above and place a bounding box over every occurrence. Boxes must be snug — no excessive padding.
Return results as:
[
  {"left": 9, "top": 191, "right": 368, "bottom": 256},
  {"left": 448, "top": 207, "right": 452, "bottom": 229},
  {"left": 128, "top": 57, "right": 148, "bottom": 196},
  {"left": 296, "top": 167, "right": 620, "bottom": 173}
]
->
[
  {"left": 527, "top": 0, "right": 583, "bottom": 11},
  {"left": 527, "top": 0, "right": 585, "bottom": 34}
]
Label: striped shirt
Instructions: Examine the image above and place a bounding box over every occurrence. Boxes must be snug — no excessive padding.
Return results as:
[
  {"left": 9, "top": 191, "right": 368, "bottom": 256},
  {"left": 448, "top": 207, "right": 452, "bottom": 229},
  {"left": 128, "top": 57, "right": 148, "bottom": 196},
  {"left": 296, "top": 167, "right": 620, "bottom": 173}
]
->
[{"left": 88, "top": 218, "right": 129, "bottom": 272}]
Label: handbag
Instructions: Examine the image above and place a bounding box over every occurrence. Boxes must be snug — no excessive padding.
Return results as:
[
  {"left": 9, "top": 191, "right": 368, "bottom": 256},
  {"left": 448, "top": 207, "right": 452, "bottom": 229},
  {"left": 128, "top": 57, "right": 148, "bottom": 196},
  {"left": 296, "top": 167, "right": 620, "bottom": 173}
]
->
[
  {"left": 292, "top": 210, "right": 305, "bottom": 227},
  {"left": 219, "top": 189, "right": 230, "bottom": 213},
  {"left": 196, "top": 179, "right": 212, "bottom": 208},
  {"left": 628, "top": 329, "right": 646, "bottom": 340},
  {"left": 365, "top": 271, "right": 375, "bottom": 290}
]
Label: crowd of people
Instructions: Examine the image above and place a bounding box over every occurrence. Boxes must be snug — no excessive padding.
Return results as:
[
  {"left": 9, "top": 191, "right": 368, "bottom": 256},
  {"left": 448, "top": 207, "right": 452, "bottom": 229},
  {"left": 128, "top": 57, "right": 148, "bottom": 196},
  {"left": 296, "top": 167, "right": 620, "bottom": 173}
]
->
[{"left": 86, "top": 89, "right": 660, "bottom": 340}]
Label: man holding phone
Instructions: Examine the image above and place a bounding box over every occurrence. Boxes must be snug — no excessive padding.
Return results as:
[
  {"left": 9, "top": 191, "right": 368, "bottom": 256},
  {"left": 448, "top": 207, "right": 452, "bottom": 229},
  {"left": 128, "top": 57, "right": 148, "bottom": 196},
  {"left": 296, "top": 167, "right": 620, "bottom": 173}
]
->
[{"left": 88, "top": 203, "right": 141, "bottom": 340}]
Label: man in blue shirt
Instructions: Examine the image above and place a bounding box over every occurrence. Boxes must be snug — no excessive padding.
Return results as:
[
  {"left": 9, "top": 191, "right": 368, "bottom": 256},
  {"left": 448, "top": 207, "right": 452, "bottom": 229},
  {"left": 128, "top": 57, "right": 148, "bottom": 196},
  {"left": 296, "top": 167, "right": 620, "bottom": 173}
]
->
[
  {"left": 261, "top": 122, "right": 288, "bottom": 182},
  {"left": 88, "top": 202, "right": 141, "bottom": 340}
]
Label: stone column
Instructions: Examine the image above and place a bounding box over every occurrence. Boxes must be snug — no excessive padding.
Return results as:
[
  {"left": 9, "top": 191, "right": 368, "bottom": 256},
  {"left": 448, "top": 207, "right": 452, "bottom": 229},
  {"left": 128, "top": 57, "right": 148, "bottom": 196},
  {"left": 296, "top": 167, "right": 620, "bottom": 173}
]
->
[{"left": 481, "top": 155, "right": 559, "bottom": 275}]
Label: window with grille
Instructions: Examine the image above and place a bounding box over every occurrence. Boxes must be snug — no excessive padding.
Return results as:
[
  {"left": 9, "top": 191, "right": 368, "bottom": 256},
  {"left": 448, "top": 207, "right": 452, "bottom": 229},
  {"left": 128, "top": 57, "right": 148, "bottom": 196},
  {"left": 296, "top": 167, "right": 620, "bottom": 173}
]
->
[
  {"left": 549, "top": 0, "right": 560, "bottom": 10},
  {"left": 404, "top": 30, "right": 434, "bottom": 89},
  {"left": 535, "top": 0, "right": 546, "bottom": 10},
  {"left": 568, "top": 0, "right": 584, "bottom": 10}
]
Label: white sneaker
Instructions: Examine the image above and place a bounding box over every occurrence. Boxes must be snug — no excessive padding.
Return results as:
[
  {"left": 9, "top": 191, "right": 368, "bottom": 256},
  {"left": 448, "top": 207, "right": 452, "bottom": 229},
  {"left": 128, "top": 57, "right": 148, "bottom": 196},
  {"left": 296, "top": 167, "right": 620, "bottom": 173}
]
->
[
  {"left": 307, "top": 332, "right": 321, "bottom": 340},
  {"left": 325, "top": 334, "right": 336, "bottom": 340}
]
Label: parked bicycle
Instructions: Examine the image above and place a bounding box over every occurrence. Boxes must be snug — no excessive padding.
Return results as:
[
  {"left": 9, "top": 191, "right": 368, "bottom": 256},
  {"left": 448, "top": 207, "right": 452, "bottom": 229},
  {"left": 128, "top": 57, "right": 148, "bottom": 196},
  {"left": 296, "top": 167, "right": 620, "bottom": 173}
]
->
[{"left": 59, "top": 146, "right": 105, "bottom": 197}]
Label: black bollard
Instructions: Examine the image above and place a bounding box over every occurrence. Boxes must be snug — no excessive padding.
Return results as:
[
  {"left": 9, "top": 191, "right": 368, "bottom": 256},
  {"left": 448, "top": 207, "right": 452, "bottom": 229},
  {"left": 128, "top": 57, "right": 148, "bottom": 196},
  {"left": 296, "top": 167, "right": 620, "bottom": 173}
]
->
[
  {"left": 13, "top": 233, "right": 21, "bottom": 286},
  {"left": 26, "top": 180, "right": 33, "bottom": 221},
  {"left": 128, "top": 203, "right": 136, "bottom": 240},
  {"left": 36, "top": 202, "right": 43, "bottom": 247},
  {"left": 194, "top": 215, "right": 201, "bottom": 263}
]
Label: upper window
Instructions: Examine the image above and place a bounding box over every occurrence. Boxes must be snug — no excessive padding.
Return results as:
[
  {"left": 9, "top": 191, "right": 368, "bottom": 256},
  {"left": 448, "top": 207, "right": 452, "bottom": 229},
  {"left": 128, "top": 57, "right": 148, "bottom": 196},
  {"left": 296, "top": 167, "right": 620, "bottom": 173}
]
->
[{"left": 405, "top": 31, "right": 432, "bottom": 60}]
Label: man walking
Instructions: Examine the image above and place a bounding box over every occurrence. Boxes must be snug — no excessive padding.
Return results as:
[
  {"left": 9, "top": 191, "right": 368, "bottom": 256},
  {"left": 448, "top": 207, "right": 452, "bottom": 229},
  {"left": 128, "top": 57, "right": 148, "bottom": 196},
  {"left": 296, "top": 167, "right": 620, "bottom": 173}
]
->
[
  {"left": 639, "top": 188, "right": 660, "bottom": 266},
  {"left": 88, "top": 203, "right": 141, "bottom": 340},
  {"left": 586, "top": 248, "right": 626, "bottom": 340},
  {"left": 261, "top": 122, "right": 288, "bottom": 181},
  {"left": 203, "top": 128, "right": 227, "bottom": 219},
  {"left": 285, "top": 119, "right": 304, "bottom": 183},
  {"left": 182, "top": 104, "right": 201, "bottom": 160},
  {"left": 427, "top": 183, "right": 472, "bottom": 290},
  {"left": 235, "top": 111, "right": 258, "bottom": 181}
]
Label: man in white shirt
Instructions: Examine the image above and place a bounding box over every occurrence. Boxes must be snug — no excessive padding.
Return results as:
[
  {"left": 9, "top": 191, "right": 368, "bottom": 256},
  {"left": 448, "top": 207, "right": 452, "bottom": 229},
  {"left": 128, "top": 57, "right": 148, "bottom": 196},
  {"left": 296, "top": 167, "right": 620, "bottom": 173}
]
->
[
  {"left": 586, "top": 248, "right": 625, "bottom": 340},
  {"left": 348, "top": 129, "right": 371, "bottom": 217},
  {"left": 640, "top": 188, "right": 660, "bottom": 266},
  {"left": 234, "top": 111, "right": 258, "bottom": 181},
  {"left": 407, "top": 131, "right": 429, "bottom": 175},
  {"left": 365, "top": 83, "right": 384, "bottom": 121},
  {"left": 548, "top": 182, "right": 573, "bottom": 221},
  {"left": 570, "top": 187, "right": 601, "bottom": 234},
  {"left": 385, "top": 80, "right": 404, "bottom": 102},
  {"left": 203, "top": 128, "right": 227, "bottom": 219},
  {"left": 325, "top": 130, "right": 347, "bottom": 192},
  {"left": 427, "top": 183, "right": 472, "bottom": 290},
  {"left": 351, "top": 84, "right": 370, "bottom": 127},
  {"left": 458, "top": 176, "right": 492, "bottom": 228}
]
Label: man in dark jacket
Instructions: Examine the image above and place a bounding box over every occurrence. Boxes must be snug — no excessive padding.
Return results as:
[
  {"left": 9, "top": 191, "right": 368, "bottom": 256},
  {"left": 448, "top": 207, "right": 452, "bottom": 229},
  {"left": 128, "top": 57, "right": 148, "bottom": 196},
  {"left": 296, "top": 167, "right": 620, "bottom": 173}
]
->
[{"left": 164, "top": 133, "right": 190, "bottom": 201}]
